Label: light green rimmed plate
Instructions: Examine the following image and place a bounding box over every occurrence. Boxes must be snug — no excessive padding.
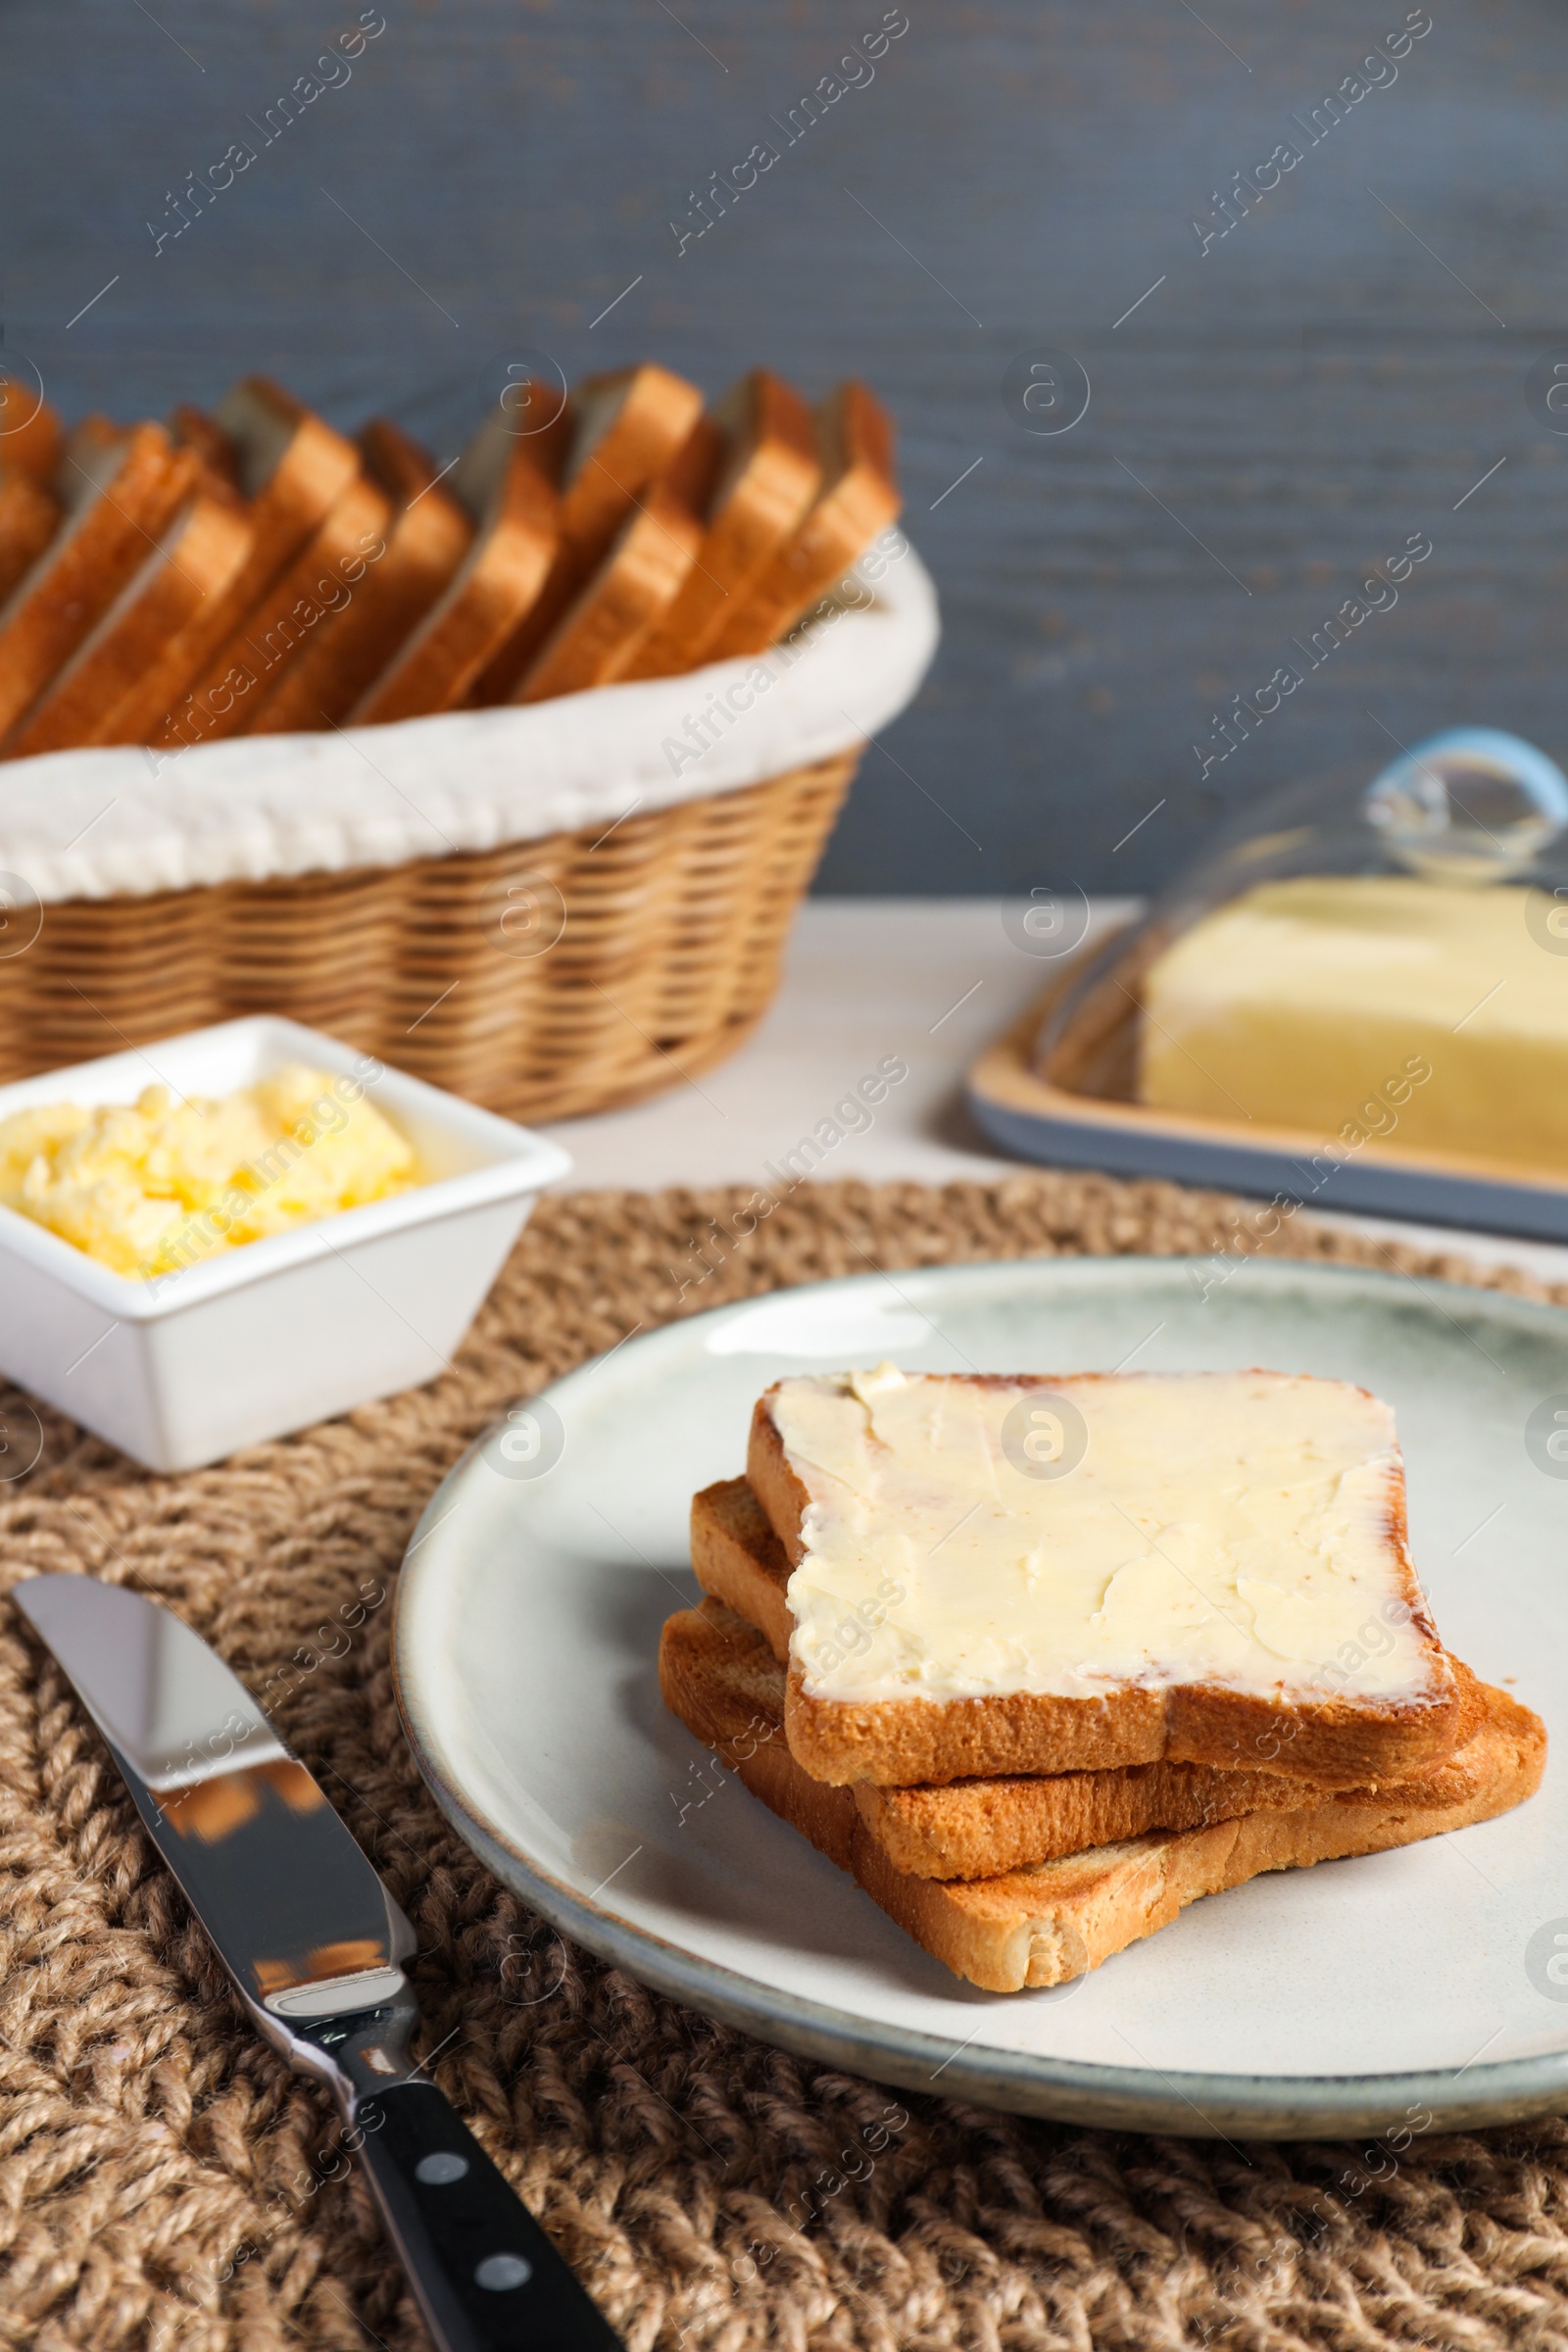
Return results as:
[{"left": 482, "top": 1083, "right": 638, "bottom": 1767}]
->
[{"left": 393, "top": 1256, "right": 1568, "bottom": 2139}]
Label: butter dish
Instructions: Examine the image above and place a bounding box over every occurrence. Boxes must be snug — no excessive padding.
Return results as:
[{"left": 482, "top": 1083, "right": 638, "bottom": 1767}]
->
[
  {"left": 0, "top": 1016, "right": 569, "bottom": 1471},
  {"left": 970, "top": 730, "right": 1568, "bottom": 1242}
]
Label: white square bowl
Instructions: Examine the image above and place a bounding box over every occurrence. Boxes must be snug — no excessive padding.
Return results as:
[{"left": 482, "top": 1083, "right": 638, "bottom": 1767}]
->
[{"left": 0, "top": 1016, "right": 571, "bottom": 1472}]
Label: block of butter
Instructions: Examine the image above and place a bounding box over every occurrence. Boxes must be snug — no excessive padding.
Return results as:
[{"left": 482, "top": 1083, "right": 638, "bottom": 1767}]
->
[
  {"left": 746, "top": 1363, "right": 1459, "bottom": 1788},
  {"left": 1138, "top": 875, "right": 1568, "bottom": 1168}
]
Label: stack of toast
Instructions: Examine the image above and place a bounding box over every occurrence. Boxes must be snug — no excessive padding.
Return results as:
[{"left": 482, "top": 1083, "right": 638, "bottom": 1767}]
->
[
  {"left": 659, "top": 1367, "right": 1545, "bottom": 1992},
  {"left": 0, "top": 364, "right": 900, "bottom": 761}
]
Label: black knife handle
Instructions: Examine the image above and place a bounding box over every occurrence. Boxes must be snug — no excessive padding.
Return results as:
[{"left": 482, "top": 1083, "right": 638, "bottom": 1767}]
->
[{"left": 350, "top": 2081, "right": 622, "bottom": 2352}]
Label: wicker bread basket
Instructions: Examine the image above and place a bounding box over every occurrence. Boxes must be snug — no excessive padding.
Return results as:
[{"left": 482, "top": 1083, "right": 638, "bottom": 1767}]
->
[
  {"left": 0, "top": 537, "right": 934, "bottom": 1121},
  {"left": 0, "top": 754, "right": 855, "bottom": 1122}
]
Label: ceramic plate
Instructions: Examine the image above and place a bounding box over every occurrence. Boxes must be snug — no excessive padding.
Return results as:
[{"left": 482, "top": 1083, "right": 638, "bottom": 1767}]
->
[{"left": 394, "top": 1256, "right": 1568, "bottom": 2139}]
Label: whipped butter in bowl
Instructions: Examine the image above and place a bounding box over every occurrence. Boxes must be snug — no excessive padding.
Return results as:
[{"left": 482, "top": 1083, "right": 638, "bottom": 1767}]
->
[
  {"left": 0, "top": 1062, "right": 417, "bottom": 1278},
  {"left": 0, "top": 1016, "right": 569, "bottom": 1472}
]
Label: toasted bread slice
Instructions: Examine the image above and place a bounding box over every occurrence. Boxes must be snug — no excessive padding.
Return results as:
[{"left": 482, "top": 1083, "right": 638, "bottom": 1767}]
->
[
  {"left": 660, "top": 1602, "right": 1544, "bottom": 1991},
  {"left": 0, "top": 377, "right": 63, "bottom": 485},
  {"left": 706, "top": 381, "right": 898, "bottom": 659},
  {"left": 513, "top": 432, "right": 707, "bottom": 701},
  {"left": 100, "top": 378, "right": 359, "bottom": 750},
  {"left": 4, "top": 486, "right": 254, "bottom": 758},
  {"left": 169, "top": 468, "right": 395, "bottom": 742},
  {"left": 169, "top": 403, "right": 243, "bottom": 494},
  {"left": 622, "top": 372, "right": 822, "bottom": 680},
  {"left": 669, "top": 1574, "right": 1494, "bottom": 1879},
  {"left": 0, "top": 421, "right": 194, "bottom": 740},
  {"left": 691, "top": 1475, "right": 796, "bottom": 1659},
  {"left": 349, "top": 417, "right": 557, "bottom": 724},
  {"left": 244, "top": 420, "right": 474, "bottom": 734},
  {"left": 468, "top": 362, "right": 703, "bottom": 702},
  {"left": 0, "top": 473, "right": 59, "bottom": 605},
  {"left": 749, "top": 1369, "right": 1461, "bottom": 1789}
]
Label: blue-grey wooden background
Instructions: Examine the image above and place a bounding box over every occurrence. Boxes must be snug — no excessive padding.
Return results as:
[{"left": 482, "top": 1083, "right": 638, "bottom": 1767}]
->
[{"left": 8, "top": 0, "right": 1566, "bottom": 894}]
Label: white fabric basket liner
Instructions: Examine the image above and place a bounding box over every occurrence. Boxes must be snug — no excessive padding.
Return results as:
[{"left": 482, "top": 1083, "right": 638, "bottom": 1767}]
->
[{"left": 1, "top": 539, "right": 938, "bottom": 906}]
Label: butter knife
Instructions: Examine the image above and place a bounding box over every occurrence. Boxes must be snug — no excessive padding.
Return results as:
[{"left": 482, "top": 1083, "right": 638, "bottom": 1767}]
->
[{"left": 15, "top": 1574, "right": 622, "bottom": 2352}]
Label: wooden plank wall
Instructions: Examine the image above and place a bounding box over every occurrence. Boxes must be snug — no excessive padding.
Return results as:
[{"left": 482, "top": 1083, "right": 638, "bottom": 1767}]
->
[{"left": 9, "top": 0, "right": 1565, "bottom": 895}]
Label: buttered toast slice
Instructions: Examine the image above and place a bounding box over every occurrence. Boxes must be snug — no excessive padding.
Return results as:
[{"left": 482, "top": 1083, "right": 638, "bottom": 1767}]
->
[
  {"left": 690, "top": 1480, "right": 1424, "bottom": 1877},
  {"left": 659, "top": 1600, "right": 1544, "bottom": 1993},
  {"left": 750, "top": 1368, "right": 1461, "bottom": 1789},
  {"left": 673, "top": 1580, "right": 1348, "bottom": 1877}
]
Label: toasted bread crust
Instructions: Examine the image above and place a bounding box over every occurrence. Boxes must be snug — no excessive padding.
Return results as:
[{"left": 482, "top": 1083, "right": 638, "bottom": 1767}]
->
[
  {"left": 0, "top": 381, "right": 63, "bottom": 485},
  {"left": 859, "top": 1716, "right": 1543, "bottom": 1991},
  {"left": 172, "top": 472, "right": 394, "bottom": 742},
  {"left": 515, "top": 479, "right": 703, "bottom": 702},
  {"left": 782, "top": 1670, "right": 1463, "bottom": 1789},
  {"left": 865, "top": 1663, "right": 1502, "bottom": 1877},
  {"left": 624, "top": 372, "right": 822, "bottom": 679},
  {"left": 691, "top": 1478, "right": 795, "bottom": 1660},
  {"left": 660, "top": 1600, "right": 859, "bottom": 1872},
  {"left": 660, "top": 1603, "right": 1545, "bottom": 1991},
  {"left": 707, "top": 380, "right": 898, "bottom": 659},
  {"left": 5, "top": 490, "right": 254, "bottom": 758},
  {"left": 244, "top": 424, "right": 473, "bottom": 735},
  {"left": 0, "top": 473, "right": 59, "bottom": 605},
  {"left": 749, "top": 1379, "right": 1460, "bottom": 1788},
  {"left": 470, "top": 363, "right": 702, "bottom": 702},
  {"left": 0, "top": 424, "right": 194, "bottom": 739},
  {"left": 665, "top": 1593, "right": 1499, "bottom": 1878},
  {"left": 353, "top": 444, "right": 557, "bottom": 723},
  {"left": 103, "top": 383, "right": 359, "bottom": 748}
]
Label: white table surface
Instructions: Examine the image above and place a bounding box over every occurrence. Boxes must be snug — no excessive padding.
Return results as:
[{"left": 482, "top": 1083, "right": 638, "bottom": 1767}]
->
[{"left": 539, "top": 899, "right": 1568, "bottom": 1288}]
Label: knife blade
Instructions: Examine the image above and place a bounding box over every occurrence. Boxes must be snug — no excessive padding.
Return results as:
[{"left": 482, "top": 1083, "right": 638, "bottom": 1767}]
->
[{"left": 15, "top": 1573, "right": 622, "bottom": 2352}]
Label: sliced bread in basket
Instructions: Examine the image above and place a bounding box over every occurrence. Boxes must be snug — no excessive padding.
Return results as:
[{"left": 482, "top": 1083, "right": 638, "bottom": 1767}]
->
[
  {"left": 0, "top": 420, "right": 194, "bottom": 739},
  {"left": 101, "top": 378, "right": 360, "bottom": 750},
  {"left": 4, "top": 481, "right": 254, "bottom": 758},
  {"left": 351, "top": 415, "right": 558, "bottom": 723},
  {"left": 707, "top": 380, "right": 898, "bottom": 658},
  {"left": 468, "top": 361, "right": 702, "bottom": 702},
  {"left": 0, "top": 377, "right": 64, "bottom": 486},
  {"left": 512, "top": 415, "right": 712, "bottom": 701},
  {"left": 169, "top": 403, "right": 243, "bottom": 492},
  {"left": 244, "top": 419, "right": 474, "bottom": 734},
  {"left": 168, "top": 466, "right": 396, "bottom": 741},
  {"left": 0, "top": 473, "right": 60, "bottom": 606},
  {"left": 622, "top": 371, "right": 822, "bottom": 679}
]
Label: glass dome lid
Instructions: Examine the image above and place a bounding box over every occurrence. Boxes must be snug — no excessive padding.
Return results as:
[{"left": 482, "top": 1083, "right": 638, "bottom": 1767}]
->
[{"left": 1033, "top": 728, "right": 1568, "bottom": 1117}]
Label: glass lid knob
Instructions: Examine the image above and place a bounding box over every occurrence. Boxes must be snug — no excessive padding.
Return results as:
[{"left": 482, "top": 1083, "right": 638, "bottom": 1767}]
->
[{"left": 1361, "top": 727, "right": 1568, "bottom": 879}]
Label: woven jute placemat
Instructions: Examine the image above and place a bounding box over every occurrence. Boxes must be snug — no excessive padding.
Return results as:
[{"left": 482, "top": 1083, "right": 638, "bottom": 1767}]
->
[{"left": 4, "top": 1171, "right": 1568, "bottom": 2352}]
